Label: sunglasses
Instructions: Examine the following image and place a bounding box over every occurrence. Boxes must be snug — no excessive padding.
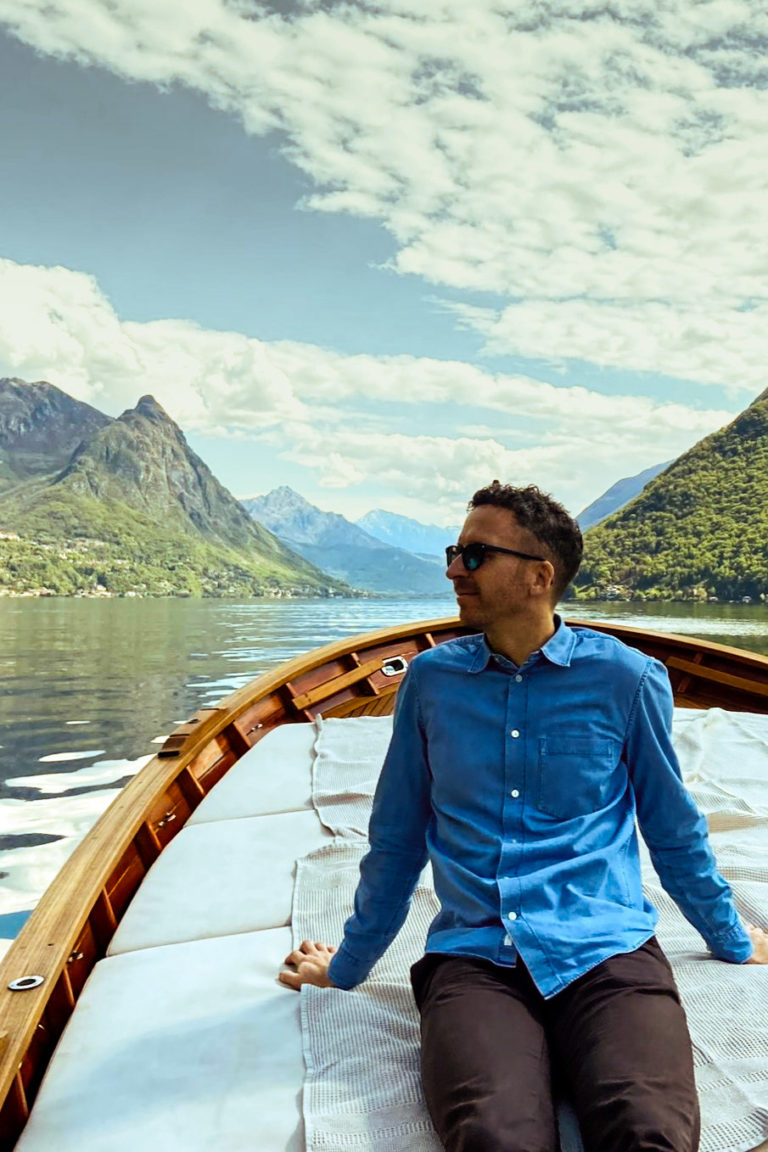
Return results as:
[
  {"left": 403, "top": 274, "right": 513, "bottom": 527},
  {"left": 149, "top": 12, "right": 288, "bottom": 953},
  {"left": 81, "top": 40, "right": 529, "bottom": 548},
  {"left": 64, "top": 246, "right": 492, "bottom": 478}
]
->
[{"left": 445, "top": 542, "right": 547, "bottom": 571}]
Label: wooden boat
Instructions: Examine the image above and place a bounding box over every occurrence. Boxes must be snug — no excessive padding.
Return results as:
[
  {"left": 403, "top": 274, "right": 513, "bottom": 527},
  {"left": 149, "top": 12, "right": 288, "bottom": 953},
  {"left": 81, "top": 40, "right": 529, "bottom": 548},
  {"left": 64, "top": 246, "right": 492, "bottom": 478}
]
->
[{"left": 1, "top": 615, "right": 768, "bottom": 1151}]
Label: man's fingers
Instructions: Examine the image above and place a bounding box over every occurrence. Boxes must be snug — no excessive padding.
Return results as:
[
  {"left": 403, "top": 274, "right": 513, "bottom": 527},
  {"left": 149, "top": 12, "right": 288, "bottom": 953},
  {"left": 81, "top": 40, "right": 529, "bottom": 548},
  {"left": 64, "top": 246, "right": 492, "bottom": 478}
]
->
[
  {"left": 744, "top": 923, "right": 768, "bottom": 964},
  {"left": 284, "top": 941, "right": 334, "bottom": 964},
  {"left": 279, "top": 939, "right": 337, "bottom": 988}
]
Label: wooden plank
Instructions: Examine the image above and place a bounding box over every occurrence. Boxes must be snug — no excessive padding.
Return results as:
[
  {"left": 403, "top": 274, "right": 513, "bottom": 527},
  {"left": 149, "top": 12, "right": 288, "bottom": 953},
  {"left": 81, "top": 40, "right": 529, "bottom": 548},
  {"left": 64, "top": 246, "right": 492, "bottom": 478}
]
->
[
  {"left": 90, "top": 889, "right": 118, "bottom": 951},
  {"left": 323, "top": 688, "right": 399, "bottom": 719},
  {"left": 288, "top": 655, "right": 387, "bottom": 711},
  {"left": 667, "top": 656, "right": 768, "bottom": 699},
  {"left": 158, "top": 709, "right": 224, "bottom": 758}
]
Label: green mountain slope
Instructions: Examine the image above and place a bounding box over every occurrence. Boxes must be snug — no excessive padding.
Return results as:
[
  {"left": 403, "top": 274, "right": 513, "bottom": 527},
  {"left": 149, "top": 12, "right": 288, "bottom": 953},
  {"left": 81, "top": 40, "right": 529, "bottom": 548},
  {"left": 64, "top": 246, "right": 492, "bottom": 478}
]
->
[
  {"left": 0, "top": 386, "right": 348, "bottom": 598},
  {"left": 577, "top": 389, "right": 768, "bottom": 601}
]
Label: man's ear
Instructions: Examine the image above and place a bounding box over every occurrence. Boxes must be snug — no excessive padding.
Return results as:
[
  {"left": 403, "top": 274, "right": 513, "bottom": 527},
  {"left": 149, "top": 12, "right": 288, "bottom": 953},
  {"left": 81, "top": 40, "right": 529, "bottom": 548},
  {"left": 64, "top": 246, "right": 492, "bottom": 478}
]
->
[{"left": 531, "top": 559, "right": 556, "bottom": 598}]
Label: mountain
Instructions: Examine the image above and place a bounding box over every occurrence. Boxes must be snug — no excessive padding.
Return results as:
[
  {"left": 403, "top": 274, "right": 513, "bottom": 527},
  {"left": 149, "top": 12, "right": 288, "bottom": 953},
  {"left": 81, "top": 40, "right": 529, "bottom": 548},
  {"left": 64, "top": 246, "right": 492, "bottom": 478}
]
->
[
  {"left": 356, "top": 509, "right": 459, "bottom": 560},
  {"left": 577, "top": 388, "right": 768, "bottom": 601},
  {"left": 242, "top": 487, "right": 452, "bottom": 595},
  {"left": 0, "top": 377, "right": 111, "bottom": 491},
  {"left": 577, "top": 460, "right": 673, "bottom": 531},
  {"left": 59, "top": 395, "right": 277, "bottom": 552},
  {"left": 0, "top": 383, "right": 347, "bottom": 598}
]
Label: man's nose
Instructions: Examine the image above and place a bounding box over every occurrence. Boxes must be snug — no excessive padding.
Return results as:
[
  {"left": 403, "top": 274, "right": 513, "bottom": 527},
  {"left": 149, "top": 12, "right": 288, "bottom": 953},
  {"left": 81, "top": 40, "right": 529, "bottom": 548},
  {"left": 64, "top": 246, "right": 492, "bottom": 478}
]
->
[{"left": 445, "top": 554, "right": 464, "bottom": 579}]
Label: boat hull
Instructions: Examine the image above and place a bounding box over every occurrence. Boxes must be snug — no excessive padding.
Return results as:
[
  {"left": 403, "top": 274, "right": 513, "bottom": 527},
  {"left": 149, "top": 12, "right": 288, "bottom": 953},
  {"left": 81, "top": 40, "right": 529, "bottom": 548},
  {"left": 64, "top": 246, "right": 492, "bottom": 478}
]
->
[{"left": 2, "top": 616, "right": 768, "bottom": 1148}]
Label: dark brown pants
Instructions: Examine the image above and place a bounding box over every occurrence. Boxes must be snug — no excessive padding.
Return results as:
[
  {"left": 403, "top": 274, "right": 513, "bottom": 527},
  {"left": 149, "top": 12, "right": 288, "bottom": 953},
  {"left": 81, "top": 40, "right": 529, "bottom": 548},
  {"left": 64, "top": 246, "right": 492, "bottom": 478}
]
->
[{"left": 410, "top": 938, "right": 700, "bottom": 1152}]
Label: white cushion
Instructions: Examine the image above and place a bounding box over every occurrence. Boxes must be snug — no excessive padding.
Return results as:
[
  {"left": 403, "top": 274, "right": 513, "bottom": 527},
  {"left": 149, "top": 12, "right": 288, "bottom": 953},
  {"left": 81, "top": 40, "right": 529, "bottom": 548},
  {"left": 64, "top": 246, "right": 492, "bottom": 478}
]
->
[
  {"left": 17, "top": 928, "right": 304, "bottom": 1152},
  {"left": 108, "top": 810, "right": 332, "bottom": 954},
  {"left": 189, "top": 724, "right": 315, "bottom": 823}
]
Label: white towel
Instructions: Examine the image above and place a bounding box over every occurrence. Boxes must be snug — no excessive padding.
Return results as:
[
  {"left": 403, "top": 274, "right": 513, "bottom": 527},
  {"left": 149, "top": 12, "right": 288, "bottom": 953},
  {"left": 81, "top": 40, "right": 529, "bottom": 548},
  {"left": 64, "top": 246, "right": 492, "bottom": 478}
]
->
[
  {"left": 301, "top": 708, "right": 768, "bottom": 1152},
  {"left": 312, "top": 715, "right": 394, "bottom": 838},
  {"left": 294, "top": 842, "right": 583, "bottom": 1152}
]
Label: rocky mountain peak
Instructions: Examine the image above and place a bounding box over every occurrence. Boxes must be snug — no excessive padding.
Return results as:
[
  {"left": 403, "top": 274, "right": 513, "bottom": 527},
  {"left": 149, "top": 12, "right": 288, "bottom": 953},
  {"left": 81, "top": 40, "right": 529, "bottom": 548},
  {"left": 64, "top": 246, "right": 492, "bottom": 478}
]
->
[
  {"left": 242, "top": 487, "right": 450, "bottom": 595},
  {"left": 0, "top": 380, "right": 347, "bottom": 596},
  {"left": 254, "top": 485, "right": 313, "bottom": 514},
  {"left": 131, "top": 394, "right": 173, "bottom": 424},
  {"left": 0, "top": 377, "right": 112, "bottom": 486}
]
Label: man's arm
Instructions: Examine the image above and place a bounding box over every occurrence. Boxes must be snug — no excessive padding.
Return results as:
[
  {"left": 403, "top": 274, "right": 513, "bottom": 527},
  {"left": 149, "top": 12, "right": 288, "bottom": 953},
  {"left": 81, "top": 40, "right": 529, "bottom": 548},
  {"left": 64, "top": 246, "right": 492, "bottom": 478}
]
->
[
  {"left": 625, "top": 659, "right": 758, "bottom": 963},
  {"left": 279, "top": 663, "right": 432, "bottom": 991}
]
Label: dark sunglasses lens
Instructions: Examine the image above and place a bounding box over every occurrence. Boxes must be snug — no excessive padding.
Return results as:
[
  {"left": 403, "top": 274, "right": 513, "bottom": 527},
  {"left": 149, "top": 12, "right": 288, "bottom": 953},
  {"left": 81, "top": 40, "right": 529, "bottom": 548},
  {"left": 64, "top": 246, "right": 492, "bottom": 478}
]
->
[
  {"left": 462, "top": 544, "right": 484, "bottom": 571},
  {"left": 446, "top": 544, "right": 486, "bottom": 571}
]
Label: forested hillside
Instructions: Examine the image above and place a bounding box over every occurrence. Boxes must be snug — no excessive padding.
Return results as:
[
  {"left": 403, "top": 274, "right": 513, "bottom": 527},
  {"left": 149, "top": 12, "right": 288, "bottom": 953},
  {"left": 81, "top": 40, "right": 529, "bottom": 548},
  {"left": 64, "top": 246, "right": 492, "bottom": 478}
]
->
[{"left": 577, "top": 388, "right": 768, "bottom": 601}]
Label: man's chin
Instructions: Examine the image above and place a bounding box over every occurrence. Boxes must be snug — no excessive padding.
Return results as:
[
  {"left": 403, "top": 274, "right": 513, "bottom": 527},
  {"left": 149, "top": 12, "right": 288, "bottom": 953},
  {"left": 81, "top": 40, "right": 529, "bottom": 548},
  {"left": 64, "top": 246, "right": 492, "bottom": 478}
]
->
[{"left": 456, "top": 596, "right": 483, "bottom": 626}]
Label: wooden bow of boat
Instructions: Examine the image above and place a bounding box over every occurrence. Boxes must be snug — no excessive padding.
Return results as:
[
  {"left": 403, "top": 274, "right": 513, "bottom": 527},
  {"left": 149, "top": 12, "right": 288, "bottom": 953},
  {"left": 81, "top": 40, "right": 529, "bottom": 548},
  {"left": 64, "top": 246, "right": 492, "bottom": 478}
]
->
[{"left": 1, "top": 615, "right": 768, "bottom": 1149}]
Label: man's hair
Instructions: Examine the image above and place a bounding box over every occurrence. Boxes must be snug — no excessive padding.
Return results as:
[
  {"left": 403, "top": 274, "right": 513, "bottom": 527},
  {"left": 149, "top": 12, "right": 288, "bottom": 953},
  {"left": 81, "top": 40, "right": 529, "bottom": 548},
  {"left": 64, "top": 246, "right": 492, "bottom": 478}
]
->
[{"left": 468, "top": 480, "right": 583, "bottom": 600}]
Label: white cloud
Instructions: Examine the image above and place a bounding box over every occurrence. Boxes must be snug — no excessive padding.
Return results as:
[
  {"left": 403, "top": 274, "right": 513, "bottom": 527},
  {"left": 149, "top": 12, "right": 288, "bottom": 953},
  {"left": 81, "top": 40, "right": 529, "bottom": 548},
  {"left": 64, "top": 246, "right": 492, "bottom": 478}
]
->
[
  {"left": 448, "top": 298, "right": 768, "bottom": 395},
  {"left": 0, "top": 256, "right": 738, "bottom": 518},
  {"left": 2, "top": 0, "right": 768, "bottom": 391}
]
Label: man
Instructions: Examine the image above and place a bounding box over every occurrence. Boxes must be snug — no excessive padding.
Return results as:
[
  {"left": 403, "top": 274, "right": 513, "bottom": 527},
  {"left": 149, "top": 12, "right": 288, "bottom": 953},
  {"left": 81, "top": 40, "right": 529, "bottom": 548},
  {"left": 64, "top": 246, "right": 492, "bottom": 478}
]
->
[{"left": 280, "top": 481, "right": 768, "bottom": 1152}]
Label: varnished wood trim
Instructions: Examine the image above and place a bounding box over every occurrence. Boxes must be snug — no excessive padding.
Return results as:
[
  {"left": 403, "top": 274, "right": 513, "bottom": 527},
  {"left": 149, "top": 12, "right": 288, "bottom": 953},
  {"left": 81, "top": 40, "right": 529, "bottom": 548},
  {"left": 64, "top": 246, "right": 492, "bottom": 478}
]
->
[
  {"left": 135, "top": 822, "right": 162, "bottom": 868},
  {"left": 177, "top": 766, "right": 206, "bottom": 806},
  {"left": 674, "top": 650, "right": 703, "bottom": 696},
  {"left": 0, "top": 617, "right": 465, "bottom": 1122},
  {"left": 91, "top": 890, "right": 118, "bottom": 952},
  {"left": 322, "top": 685, "right": 400, "bottom": 719},
  {"left": 288, "top": 655, "right": 385, "bottom": 710},
  {"left": 667, "top": 655, "right": 768, "bottom": 698}
]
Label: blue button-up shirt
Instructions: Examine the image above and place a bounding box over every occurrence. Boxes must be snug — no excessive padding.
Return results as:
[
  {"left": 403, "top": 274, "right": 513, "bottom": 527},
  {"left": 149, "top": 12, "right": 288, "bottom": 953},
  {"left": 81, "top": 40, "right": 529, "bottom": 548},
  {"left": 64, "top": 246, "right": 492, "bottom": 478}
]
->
[{"left": 327, "top": 619, "right": 753, "bottom": 996}]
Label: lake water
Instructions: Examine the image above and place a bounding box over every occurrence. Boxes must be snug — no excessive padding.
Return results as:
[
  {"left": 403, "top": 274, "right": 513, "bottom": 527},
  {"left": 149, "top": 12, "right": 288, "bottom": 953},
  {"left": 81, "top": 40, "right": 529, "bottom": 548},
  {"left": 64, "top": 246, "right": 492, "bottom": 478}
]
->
[{"left": 2, "top": 595, "right": 768, "bottom": 947}]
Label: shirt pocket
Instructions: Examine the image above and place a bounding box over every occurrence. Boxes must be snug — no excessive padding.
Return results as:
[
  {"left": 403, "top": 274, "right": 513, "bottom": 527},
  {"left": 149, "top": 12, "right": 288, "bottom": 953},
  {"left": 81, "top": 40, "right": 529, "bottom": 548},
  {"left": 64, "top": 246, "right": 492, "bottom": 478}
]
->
[{"left": 536, "top": 735, "right": 618, "bottom": 820}]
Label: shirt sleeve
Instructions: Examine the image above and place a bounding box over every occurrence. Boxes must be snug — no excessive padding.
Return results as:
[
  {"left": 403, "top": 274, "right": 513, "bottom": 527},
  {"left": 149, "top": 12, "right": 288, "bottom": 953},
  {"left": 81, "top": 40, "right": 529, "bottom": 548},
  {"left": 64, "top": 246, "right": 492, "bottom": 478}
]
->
[
  {"left": 625, "top": 658, "right": 753, "bottom": 963},
  {"left": 328, "top": 662, "right": 432, "bottom": 990}
]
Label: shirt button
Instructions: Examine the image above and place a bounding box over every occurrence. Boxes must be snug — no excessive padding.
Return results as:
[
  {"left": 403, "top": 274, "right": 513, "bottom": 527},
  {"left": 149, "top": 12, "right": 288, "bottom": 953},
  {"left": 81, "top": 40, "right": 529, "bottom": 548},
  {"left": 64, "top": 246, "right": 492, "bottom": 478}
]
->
[
  {"left": 510, "top": 789, "right": 520, "bottom": 798},
  {"left": 515, "top": 674, "right": 523, "bottom": 683},
  {"left": 509, "top": 912, "right": 518, "bottom": 921},
  {"left": 510, "top": 729, "right": 520, "bottom": 738}
]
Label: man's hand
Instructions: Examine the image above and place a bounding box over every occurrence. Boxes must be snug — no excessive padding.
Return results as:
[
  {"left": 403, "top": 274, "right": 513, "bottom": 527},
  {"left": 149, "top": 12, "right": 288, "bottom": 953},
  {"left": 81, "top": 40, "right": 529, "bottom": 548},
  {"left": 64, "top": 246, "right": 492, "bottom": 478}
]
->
[
  {"left": 279, "top": 939, "right": 338, "bottom": 989},
  {"left": 745, "top": 923, "right": 768, "bottom": 964}
]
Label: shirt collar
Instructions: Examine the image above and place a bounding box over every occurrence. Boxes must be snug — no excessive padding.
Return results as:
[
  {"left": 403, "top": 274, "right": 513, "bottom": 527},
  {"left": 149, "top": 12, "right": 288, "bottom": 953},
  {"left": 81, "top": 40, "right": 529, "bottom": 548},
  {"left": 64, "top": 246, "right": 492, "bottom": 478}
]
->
[{"left": 467, "top": 614, "right": 576, "bottom": 673}]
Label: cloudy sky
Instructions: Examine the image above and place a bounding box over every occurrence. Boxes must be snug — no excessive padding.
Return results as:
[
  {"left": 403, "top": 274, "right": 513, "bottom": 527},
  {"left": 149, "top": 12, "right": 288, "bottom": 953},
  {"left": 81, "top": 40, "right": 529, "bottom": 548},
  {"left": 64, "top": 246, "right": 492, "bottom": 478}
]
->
[{"left": 0, "top": 0, "right": 765, "bottom": 525}]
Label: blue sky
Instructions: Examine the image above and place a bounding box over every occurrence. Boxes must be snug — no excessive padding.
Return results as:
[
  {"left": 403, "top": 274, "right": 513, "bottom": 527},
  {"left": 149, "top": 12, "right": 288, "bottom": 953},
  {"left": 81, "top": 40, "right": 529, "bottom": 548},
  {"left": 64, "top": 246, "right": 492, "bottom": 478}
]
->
[{"left": 0, "top": 1, "right": 764, "bottom": 523}]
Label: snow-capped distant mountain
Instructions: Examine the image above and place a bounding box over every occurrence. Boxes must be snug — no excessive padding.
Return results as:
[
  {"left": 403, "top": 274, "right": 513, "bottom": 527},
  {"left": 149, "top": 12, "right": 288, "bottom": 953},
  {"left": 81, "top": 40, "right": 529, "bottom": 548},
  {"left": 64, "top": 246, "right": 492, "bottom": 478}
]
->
[
  {"left": 242, "top": 487, "right": 451, "bottom": 596},
  {"left": 356, "top": 509, "right": 459, "bottom": 560}
]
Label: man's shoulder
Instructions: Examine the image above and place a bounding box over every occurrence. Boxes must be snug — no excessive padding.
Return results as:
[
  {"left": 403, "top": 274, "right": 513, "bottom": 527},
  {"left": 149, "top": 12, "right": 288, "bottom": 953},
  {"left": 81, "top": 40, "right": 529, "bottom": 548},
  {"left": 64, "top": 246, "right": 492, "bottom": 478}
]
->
[
  {"left": 410, "top": 633, "right": 483, "bottom": 675},
  {"left": 568, "top": 623, "right": 657, "bottom": 677}
]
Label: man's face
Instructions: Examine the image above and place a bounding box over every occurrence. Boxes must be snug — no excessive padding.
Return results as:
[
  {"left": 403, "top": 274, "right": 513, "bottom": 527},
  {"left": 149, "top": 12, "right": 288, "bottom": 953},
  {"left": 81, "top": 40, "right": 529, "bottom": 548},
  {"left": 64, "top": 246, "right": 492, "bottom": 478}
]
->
[{"left": 446, "top": 505, "right": 552, "bottom": 630}]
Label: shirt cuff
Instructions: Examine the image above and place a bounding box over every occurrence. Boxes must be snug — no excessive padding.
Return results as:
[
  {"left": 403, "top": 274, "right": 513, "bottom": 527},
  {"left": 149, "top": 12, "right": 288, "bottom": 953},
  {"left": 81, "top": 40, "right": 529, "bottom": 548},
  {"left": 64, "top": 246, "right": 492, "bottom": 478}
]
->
[
  {"left": 710, "top": 923, "right": 754, "bottom": 964},
  {"left": 328, "top": 944, "right": 367, "bottom": 990}
]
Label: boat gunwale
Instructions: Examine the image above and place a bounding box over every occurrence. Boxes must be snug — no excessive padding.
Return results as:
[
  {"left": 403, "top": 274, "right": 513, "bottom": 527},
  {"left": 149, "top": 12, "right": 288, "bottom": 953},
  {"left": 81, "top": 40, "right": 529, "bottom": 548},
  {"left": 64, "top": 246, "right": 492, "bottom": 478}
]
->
[
  {"left": 2, "top": 614, "right": 768, "bottom": 1145},
  {"left": 0, "top": 615, "right": 464, "bottom": 1136}
]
